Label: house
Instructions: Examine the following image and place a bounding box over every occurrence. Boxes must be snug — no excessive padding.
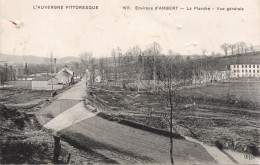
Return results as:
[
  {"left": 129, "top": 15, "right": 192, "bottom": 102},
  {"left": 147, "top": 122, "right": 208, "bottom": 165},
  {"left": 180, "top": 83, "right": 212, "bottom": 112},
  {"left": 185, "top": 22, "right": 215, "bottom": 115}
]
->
[
  {"left": 32, "top": 76, "right": 63, "bottom": 90},
  {"left": 230, "top": 64, "right": 260, "bottom": 78},
  {"left": 56, "top": 67, "right": 74, "bottom": 84}
]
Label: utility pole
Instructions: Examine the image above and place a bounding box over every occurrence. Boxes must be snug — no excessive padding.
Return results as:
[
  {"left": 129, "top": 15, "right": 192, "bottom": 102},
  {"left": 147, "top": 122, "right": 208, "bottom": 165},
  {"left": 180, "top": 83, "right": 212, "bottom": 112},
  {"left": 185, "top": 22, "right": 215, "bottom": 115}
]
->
[
  {"left": 153, "top": 51, "right": 156, "bottom": 90},
  {"left": 50, "top": 52, "right": 54, "bottom": 95}
]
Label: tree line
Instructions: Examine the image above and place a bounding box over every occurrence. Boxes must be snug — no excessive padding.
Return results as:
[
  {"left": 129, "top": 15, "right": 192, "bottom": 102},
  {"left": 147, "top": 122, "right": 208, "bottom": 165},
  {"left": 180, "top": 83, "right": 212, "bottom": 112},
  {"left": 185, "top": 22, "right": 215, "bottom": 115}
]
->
[{"left": 220, "top": 42, "right": 256, "bottom": 57}]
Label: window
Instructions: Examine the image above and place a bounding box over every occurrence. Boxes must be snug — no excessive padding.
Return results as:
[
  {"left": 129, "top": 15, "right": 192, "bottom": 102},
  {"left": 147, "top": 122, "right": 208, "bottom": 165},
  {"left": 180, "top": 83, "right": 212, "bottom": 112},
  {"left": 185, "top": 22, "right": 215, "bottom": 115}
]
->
[
  {"left": 242, "top": 65, "right": 244, "bottom": 68},
  {"left": 237, "top": 70, "right": 240, "bottom": 73},
  {"left": 249, "top": 65, "right": 251, "bottom": 68},
  {"left": 253, "top": 65, "right": 255, "bottom": 68},
  {"left": 234, "top": 70, "right": 236, "bottom": 73},
  {"left": 257, "top": 70, "right": 259, "bottom": 73},
  {"left": 253, "top": 70, "right": 255, "bottom": 73},
  {"left": 245, "top": 65, "right": 247, "bottom": 68},
  {"left": 245, "top": 70, "right": 248, "bottom": 73},
  {"left": 242, "top": 70, "right": 244, "bottom": 73},
  {"left": 257, "top": 65, "right": 259, "bottom": 68},
  {"left": 249, "top": 70, "right": 251, "bottom": 73}
]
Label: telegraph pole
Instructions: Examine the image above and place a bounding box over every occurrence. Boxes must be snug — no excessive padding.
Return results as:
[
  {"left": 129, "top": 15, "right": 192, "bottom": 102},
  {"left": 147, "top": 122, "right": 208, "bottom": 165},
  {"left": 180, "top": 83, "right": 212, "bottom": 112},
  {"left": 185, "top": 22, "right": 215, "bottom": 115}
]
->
[{"left": 50, "top": 52, "right": 54, "bottom": 95}]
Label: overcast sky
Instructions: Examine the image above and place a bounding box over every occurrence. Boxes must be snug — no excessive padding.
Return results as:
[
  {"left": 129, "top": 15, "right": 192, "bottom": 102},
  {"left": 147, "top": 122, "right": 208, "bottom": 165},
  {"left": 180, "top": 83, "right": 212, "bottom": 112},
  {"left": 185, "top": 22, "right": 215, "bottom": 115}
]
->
[{"left": 0, "top": 0, "right": 259, "bottom": 58}]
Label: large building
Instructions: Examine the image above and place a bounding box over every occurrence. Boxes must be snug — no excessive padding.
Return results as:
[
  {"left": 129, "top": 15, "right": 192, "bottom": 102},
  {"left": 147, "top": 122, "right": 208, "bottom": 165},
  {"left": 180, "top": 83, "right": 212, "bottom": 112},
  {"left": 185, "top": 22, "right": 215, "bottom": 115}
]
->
[{"left": 230, "top": 64, "right": 260, "bottom": 78}]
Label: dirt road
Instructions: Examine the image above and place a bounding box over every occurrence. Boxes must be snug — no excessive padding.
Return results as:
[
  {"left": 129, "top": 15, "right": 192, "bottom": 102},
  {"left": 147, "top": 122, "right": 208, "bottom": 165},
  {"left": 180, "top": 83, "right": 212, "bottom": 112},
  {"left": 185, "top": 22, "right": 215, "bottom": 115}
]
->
[{"left": 37, "top": 78, "right": 217, "bottom": 164}]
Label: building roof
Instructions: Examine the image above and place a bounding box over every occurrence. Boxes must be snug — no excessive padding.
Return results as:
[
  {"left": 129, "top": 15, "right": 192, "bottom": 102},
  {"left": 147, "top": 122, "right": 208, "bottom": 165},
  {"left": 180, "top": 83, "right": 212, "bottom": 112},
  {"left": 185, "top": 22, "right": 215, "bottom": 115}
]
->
[
  {"left": 56, "top": 70, "right": 72, "bottom": 78},
  {"left": 230, "top": 63, "right": 260, "bottom": 65},
  {"left": 32, "top": 76, "right": 55, "bottom": 81},
  {"left": 58, "top": 67, "right": 74, "bottom": 76},
  {"left": 17, "top": 74, "right": 36, "bottom": 78}
]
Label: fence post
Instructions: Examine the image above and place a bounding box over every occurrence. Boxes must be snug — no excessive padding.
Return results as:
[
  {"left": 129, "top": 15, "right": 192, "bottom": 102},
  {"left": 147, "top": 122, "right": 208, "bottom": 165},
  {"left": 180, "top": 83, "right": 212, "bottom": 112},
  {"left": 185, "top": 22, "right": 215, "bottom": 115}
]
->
[{"left": 52, "top": 133, "right": 61, "bottom": 163}]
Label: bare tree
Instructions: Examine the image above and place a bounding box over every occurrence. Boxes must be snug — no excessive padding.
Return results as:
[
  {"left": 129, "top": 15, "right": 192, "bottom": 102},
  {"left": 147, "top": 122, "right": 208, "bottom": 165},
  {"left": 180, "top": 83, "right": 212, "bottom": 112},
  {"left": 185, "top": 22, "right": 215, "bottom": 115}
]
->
[
  {"left": 44, "top": 52, "right": 54, "bottom": 74},
  {"left": 220, "top": 43, "right": 229, "bottom": 57},
  {"left": 156, "top": 53, "right": 189, "bottom": 165},
  {"left": 245, "top": 46, "right": 249, "bottom": 54},
  {"left": 79, "top": 52, "right": 93, "bottom": 80},
  {"left": 239, "top": 42, "right": 247, "bottom": 54},
  {"left": 202, "top": 49, "right": 208, "bottom": 56},
  {"left": 236, "top": 42, "right": 241, "bottom": 54},
  {"left": 131, "top": 45, "right": 142, "bottom": 59},
  {"left": 89, "top": 58, "right": 96, "bottom": 84},
  {"left": 79, "top": 52, "right": 92, "bottom": 68},
  {"left": 99, "top": 57, "right": 104, "bottom": 80},
  {"left": 249, "top": 44, "right": 255, "bottom": 53},
  {"left": 117, "top": 47, "right": 122, "bottom": 80},
  {"left": 148, "top": 42, "right": 162, "bottom": 90},
  {"left": 236, "top": 42, "right": 246, "bottom": 54},
  {"left": 111, "top": 49, "right": 117, "bottom": 81},
  {"left": 229, "top": 44, "right": 237, "bottom": 55}
]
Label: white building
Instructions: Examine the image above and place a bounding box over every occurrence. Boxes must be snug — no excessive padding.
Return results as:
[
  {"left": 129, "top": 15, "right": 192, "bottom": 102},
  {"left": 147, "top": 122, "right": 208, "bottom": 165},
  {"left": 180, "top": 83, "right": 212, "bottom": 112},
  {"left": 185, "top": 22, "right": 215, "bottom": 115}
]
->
[
  {"left": 32, "top": 76, "right": 63, "bottom": 90},
  {"left": 230, "top": 64, "right": 260, "bottom": 78},
  {"left": 16, "top": 74, "right": 35, "bottom": 81},
  {"left": 56, "top": 67, "right": 74, "bottom": 84},
  {"left": 55, "top": 70, "right": 71, "bottom": 85}
]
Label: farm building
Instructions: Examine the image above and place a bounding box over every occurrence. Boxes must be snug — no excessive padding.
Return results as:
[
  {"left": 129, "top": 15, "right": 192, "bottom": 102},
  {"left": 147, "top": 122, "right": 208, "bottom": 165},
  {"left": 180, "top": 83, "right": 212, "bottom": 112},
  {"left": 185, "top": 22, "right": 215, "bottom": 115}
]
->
[
  {"left": 32, "top": 76, "right": 63, "bottom": 90},
  {"left": 56, "top": 67, "right": 74, "bottom": 85}
]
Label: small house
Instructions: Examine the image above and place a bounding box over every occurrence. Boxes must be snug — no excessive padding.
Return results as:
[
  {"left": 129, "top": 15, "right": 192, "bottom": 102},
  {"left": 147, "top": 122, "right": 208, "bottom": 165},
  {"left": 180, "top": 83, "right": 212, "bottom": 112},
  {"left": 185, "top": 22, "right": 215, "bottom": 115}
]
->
[{"left": 56, "top": 67, "right": 74, "bottom": 85}]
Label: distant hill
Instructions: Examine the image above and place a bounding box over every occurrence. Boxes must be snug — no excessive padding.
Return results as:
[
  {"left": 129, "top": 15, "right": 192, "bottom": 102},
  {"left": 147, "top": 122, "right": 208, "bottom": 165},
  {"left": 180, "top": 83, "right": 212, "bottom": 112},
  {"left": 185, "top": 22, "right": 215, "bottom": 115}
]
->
[
  {"left": 188, "top": 51, "right": 260, "bottom": 71},
  {"left": 0, "top": 54, "right": 79, "bottom": 65}
]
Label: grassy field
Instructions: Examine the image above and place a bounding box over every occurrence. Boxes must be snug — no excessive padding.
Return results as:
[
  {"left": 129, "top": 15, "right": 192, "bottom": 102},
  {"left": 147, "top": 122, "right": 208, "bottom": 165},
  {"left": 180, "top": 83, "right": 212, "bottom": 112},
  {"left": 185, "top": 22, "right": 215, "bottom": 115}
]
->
[
  {"left": 90, "top": 82, "right": 260, "bottom": 156},
  {"left": 184, "top": 82, "right": 260, "bottom": 105},
  {"left": 0, "top": 88, "right": 51, "bottom": 105}
]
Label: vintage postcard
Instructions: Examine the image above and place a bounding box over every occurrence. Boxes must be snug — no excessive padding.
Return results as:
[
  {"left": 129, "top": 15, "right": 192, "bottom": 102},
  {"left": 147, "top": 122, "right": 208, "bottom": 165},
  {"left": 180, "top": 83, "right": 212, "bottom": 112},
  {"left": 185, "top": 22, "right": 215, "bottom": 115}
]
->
[{"left": 0, "top": 0, "right": 259, "bottom": 164}]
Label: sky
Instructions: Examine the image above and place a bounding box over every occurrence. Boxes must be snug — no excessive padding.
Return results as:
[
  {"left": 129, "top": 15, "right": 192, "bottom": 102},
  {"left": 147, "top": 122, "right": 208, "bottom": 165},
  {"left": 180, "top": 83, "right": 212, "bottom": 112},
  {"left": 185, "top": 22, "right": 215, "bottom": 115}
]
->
[{"left": 0, "top": 0, "right": 260, "bottom": 58}]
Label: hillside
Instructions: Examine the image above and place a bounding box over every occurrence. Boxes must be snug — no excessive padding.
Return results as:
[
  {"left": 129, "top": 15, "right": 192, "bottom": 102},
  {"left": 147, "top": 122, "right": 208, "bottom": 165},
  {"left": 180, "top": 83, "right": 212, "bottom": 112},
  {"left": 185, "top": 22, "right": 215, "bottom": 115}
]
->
[
  {"left": 0, "top": 54, "right": 79, "bottom": 65},
  {"left": 186, "top": 51, "right": 260, "bottom": 71}
]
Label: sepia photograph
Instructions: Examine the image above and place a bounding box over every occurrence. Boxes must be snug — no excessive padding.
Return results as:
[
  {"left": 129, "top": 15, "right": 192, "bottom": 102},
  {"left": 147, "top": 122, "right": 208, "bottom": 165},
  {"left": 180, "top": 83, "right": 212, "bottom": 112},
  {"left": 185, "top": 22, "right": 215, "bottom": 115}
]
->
[{"left": 0, "top": 0, "right": 259, "bottom": 164}]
